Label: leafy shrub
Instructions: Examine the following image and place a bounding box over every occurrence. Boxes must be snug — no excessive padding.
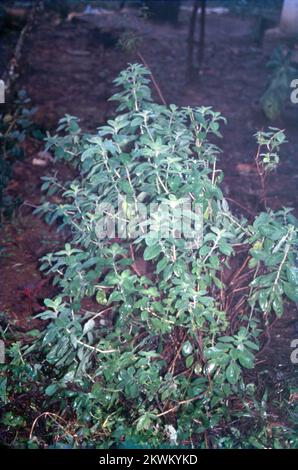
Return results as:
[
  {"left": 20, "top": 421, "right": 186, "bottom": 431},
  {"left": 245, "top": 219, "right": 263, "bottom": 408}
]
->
[
  {"left": 260, "top": 47, "right": 298, "bottom": 121},
  {"left": 2, "top": 64, "right": 297, "bottom": 448},
  {"left": 0, "top": 90, "right": 41, "bottom": 221}
]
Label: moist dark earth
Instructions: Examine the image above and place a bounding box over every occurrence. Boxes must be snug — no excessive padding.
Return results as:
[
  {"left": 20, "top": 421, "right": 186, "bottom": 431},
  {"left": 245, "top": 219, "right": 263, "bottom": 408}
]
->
[{"left": 0, "top": 4, "right": 297, "bottom": 435}]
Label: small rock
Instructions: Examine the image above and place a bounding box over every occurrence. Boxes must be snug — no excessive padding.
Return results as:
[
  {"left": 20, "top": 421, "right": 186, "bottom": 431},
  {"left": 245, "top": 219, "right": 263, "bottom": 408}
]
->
[
  {"left": 32, "top": 158, "right": 47, "bottom": 167},
  {"left": 32, "top": 150, "right": 53, "bottom": 166},
  {"left": 236, "top": 163, "right": 257, "bottom": 175}
]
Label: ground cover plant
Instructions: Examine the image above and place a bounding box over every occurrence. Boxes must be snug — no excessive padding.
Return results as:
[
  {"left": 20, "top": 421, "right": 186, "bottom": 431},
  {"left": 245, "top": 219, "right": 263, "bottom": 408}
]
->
[{"left": 1, "top": 63, "right": 297, "bottom": 449}]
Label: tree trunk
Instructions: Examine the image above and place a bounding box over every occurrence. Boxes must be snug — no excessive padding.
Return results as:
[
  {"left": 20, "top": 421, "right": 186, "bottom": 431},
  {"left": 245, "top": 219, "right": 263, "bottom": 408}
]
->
[
  {"left": 197, "top": 0, "right": 206, "bottom": 71},
  {"left": 187, "top": 0, "right": 199, "bottom": 78}
]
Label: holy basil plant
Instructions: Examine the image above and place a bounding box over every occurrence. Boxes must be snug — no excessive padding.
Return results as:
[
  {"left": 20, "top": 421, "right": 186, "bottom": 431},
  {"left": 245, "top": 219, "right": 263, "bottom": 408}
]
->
[{"left": 33, "top": 64, "right": 297, "bottom": 448}]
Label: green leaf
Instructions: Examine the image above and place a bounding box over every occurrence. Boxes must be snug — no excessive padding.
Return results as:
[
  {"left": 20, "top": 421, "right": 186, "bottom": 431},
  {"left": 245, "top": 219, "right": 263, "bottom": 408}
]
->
[
  {"left": 26, "top": 329, "right": 41, "bottom": 338},
  {"left": 238, "top": 351, "right": 254, "bottom": 369},
  {"left": 219, "top": 336, "right": 233, "bottom": 343},
  {"left": 218, "top": 242, "right": 233, "bottom": 256},
  {"left": 182, "top": 341, "right": 193, "bottom": 356},
  {"left": 156, "top": 257, "right": 168, "bottom": 274},
  {"left": 226, "top": 362, "right": 241, "bottom": 384},
  {"left": 83, "top": 319, "right": 95, "bottom": 334},
  {"left": 272, "top": 294, "right": 283, "bottom": 317},
  {"left": 186, "top": 355, "right": 194, "bottom": 368},
  {"left": 245, "top": 340, "right": 259, "bottom": 351},
  {"left": 283, "top": 282, "right": 298, "bottom": 303},
  {"left": 0, "top": 377, "right": 7, "bottom": 404},
  {"left": 258, "top": 289, "right": 270, "bottom": 312},
  {"left": 136, "top": 412, "right": 153, "bottom": 432},
  {"left": 286, "top": 266, "right": 298, "bottom": 286},
  {"left": 96, "top": 289, "right": 107, "bottom": 305},
  {"left": 143, "top": 244, "right": 162, "bottom": 261},
  {"left": 45, "top": 383, "right": 59, "bottom": 396}
]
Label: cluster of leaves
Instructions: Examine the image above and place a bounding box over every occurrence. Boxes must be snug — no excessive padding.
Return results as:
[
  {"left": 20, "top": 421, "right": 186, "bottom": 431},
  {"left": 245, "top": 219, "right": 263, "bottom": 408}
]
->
[
  {"left": 1, "top": 64, "right": 297, "bottom": 448},
  {"left": 0, "top": 90, "right": 41, "bottom": 221},
  {"left": 0, "top": 336, "right": 43, "bottom": 446},
  {"left": 260, "top": 47, "right": 298, "bottom": 121}
]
